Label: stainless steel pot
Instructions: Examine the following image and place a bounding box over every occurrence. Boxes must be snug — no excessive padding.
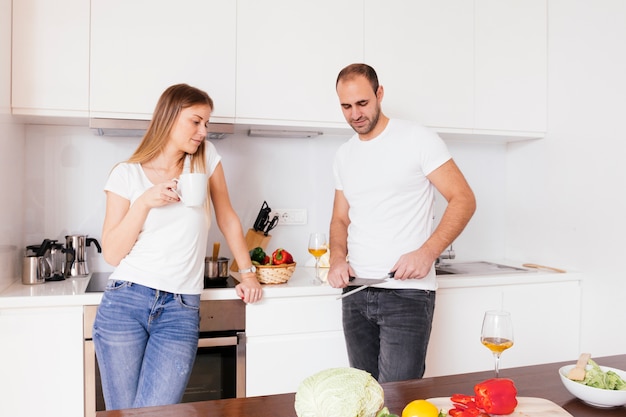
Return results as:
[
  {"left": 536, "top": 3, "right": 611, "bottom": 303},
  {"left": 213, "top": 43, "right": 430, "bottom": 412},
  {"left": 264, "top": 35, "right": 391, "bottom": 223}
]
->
[{"left": 204, "top": 257, "right": 230, "bottom": 281}]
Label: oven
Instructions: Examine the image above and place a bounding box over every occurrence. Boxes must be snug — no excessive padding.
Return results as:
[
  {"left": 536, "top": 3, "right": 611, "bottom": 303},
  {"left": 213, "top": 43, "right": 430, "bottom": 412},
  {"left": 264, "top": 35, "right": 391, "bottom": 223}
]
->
[{"left": 83, "top": 274, "right": 246, "bottom": 416}]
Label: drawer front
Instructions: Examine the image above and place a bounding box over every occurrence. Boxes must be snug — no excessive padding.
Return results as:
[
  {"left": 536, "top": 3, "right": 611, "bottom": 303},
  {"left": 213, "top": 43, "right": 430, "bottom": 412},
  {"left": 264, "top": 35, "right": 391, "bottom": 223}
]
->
[{"left": 246, "top": 295, "right": 342, "bottom": 337}]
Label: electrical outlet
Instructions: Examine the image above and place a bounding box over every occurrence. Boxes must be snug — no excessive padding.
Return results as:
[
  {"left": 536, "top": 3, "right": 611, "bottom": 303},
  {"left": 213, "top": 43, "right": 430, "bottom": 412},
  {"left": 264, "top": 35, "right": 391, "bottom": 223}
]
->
[{"left": 271, "top": 209, "right": 307, "bottom": 225}]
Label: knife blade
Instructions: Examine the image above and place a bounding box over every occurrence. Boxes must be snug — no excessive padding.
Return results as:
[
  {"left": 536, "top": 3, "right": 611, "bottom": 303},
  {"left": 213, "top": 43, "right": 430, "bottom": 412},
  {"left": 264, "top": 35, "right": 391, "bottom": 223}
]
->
[{"left": 336, "top": 272, "right": 395, "bottom": 300}]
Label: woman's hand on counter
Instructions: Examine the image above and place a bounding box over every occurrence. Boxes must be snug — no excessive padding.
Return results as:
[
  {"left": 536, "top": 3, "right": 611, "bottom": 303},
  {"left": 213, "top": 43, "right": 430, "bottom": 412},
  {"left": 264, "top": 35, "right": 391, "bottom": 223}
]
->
[{"left": 236, "top": 274, "right": 263, "bottom": 303}]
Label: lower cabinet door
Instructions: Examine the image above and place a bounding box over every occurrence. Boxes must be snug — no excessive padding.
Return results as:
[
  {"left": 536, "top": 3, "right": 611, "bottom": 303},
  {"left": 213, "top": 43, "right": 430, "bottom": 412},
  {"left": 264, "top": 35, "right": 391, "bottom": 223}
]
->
[
  {"left": 425, "top": 280, "right": 581, "bottom": 377},
  {"left": 246, "top": 331, "right": 349, "bottom": 396},
  {"left": 0, "top": 306, "right": 85, "bottom": 417}
]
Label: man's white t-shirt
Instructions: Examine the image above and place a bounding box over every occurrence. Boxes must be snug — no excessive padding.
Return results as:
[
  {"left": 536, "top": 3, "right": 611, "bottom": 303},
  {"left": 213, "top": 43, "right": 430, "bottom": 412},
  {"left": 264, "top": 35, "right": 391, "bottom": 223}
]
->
[
  {"left": 104, "top": 143, "right": 221, "bottom": 294},
  {"left": 333, "top": 119, "right": 451, "bottom": 290}
]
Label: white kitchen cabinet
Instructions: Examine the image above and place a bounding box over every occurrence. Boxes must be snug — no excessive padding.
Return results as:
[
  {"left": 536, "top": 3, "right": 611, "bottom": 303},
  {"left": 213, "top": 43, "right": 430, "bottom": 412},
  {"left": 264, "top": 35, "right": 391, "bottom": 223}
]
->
[
  {"left": 246, "top": 295, "right": 349, "bottom": 396},
  {"left": 364, "top": 0, "right": 475, "bottom": 130},
  {"left": 474, "top": 0, "right": 547, "bottom": 134},
  {"left": 11, "top": 0, "right": 89, "bottom": 117},
  {"left": 235, "top": 0, "right": 363, "bottom": 129},
  {"left": 0, "top": 306, "right": 84, "bottom": 417},
  {"left": 90, "top": 0, "right": 236, "bottom": 122},
  {"left": 364, "top": 0, "right": 547, "bottom": 140},
  {"left": 425, "top": 279, "right": 581, "bottom": 377}
]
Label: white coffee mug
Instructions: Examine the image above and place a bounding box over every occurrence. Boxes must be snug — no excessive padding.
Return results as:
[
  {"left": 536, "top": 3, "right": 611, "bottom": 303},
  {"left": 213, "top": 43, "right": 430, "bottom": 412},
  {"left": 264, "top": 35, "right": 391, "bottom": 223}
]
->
[{"left": 174, "top": 173, "right": 208, "bottom": 207}]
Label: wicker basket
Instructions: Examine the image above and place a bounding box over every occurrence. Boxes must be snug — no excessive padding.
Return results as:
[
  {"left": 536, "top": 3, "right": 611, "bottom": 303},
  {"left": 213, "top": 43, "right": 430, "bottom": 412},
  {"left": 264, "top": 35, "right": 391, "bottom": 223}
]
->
[{"left": 255, "top": 263, "right": 296, "bottom": 284}]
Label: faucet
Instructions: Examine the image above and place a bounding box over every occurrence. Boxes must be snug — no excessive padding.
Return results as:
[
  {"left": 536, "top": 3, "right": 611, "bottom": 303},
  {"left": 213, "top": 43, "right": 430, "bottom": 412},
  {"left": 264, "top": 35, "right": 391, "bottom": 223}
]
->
[{"left": 436, "top": 244, "right": 455, "bottom": 266}]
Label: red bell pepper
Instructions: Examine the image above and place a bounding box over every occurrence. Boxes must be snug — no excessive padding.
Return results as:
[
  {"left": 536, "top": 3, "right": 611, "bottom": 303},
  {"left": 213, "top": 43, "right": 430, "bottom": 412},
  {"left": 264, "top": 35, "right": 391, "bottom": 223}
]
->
[
  {"left": 449, "top": 378, "right": 517, "bottom": 416},
  {"left": 449, "top": 394, "right": 488, "bottom": 417},
  {"left": 473, "top": 378, "right": 518, "bottom": 415},
  {"left": 271, "top": 248, "right": 293, "bottom": 265}
]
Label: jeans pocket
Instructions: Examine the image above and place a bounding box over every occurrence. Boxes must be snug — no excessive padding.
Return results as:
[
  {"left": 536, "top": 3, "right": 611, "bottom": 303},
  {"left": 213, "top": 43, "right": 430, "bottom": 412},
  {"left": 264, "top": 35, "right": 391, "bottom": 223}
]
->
[
  {"left": 176, "top": 293, "right": 200, "bottom": 310},
  {"left": 105, "top": 280, "right": 131, "bottom": 291}
]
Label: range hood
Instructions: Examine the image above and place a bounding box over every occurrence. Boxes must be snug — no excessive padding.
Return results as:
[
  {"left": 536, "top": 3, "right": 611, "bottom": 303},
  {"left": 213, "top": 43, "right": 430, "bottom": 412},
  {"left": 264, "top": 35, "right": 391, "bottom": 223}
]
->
[{"left": 89, "top": 118, "right": 235, "bottom": 139}]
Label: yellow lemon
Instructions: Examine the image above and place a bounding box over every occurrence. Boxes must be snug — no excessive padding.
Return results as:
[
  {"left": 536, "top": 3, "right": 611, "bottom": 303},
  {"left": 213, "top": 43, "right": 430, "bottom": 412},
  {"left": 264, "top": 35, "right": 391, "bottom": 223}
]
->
[{"left": 401, "top": 399, "right": 439, "bottom": 417}]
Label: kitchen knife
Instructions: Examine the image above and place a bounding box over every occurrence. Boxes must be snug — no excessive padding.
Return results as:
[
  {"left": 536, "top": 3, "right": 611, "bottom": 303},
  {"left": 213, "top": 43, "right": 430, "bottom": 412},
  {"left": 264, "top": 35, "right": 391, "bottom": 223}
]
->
[
  {"left": 264, "top": 215, "right": 279, "bottom": 236},
  {"left": 253, "top": 201, "right": 272, "bottom": 232},
  {"left": 336, "top": 272, "right": 395, "bottom": 300}
]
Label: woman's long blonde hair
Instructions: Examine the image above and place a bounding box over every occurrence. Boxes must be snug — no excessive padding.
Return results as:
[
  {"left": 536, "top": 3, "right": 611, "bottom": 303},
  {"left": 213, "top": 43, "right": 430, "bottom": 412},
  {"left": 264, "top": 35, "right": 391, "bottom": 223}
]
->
[{"left": 127, "top": 83, "right": 214, "bottom": 174}]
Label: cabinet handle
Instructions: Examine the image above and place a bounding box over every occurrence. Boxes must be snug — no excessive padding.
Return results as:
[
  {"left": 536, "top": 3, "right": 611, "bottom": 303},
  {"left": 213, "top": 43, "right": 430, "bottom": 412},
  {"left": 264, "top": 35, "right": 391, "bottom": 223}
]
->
[{"left": 198, "top": 336, "right": 238, "bottom": 348}]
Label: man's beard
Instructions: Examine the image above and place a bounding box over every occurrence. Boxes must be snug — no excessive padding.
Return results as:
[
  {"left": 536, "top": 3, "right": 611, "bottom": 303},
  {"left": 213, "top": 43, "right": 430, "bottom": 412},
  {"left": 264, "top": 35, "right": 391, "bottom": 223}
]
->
[{"left": 350, "top": 106, "right": 380, "bottom": 136}]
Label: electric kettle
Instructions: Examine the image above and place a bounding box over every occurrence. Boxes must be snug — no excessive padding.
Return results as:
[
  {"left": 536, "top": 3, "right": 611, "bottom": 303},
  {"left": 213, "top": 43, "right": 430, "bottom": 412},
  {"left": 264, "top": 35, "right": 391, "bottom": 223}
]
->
[{"left": 64, "top": 235, "right": 102, "bottom": 278}]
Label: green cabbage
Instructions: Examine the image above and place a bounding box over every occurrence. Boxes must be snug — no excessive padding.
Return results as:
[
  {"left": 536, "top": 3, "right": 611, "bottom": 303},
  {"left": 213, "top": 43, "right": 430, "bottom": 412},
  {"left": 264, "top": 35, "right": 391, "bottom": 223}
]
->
[{"left": 294, "top": 367, "right": 386, "bottom": 417}]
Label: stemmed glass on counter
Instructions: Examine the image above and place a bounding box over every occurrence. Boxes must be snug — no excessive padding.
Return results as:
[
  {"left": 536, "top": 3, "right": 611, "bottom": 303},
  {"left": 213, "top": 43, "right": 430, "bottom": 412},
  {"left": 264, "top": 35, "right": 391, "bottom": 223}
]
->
[
  {"left": 308, "top": 233, "right": 328, "bottom": 281},
  {"left": 481, "top": 310, "right": 514, "bottom": 377}
]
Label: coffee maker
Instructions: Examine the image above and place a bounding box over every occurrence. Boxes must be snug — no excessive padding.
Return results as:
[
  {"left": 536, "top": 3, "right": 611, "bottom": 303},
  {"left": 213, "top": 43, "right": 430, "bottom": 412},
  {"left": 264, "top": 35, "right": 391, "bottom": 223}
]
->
[
  {"left": 25, "top": 238, "right": 65, "bottom": 281},
  {"left": 64, "top": 235, "right": 102, "bottom": 278}
]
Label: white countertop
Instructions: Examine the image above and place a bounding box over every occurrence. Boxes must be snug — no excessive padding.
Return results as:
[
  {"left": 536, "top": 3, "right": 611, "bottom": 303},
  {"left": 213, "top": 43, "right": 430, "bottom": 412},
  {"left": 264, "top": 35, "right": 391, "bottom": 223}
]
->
[{"left": 0, "top": 261, "right": 580, "bottom": 309}]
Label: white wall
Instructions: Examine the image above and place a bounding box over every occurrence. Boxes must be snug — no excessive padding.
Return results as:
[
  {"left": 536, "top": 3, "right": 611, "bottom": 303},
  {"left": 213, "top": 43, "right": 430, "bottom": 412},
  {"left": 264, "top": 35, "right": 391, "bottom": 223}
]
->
[
  {"left": 506, "top": 0, "right": 626, "bottom": 356},
  {"left": 0, "top": 0, "right": 25, "bottom": 291},
  {"left": 22, "top": 126, "right": 507, "bottom": 274}
]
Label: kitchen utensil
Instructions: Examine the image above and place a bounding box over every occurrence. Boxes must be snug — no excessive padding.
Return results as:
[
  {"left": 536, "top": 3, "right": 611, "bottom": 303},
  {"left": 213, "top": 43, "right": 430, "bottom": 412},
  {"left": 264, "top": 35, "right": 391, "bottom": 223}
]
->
[
  {"left": 255, "top": 262, "right": 296, "bottom": 284},
  {"left": 336, "top": 272, "right": 395, "bottom": 300},
  {"left": 212, "top": 242, "right": 220, "bottom": 261},
  {"left": 264, "top": 215, "right": 279, "bottom": 236},
  {"left": 173, "top": 173, "right": 208, "bottom": 207},
  {"left": 522, "top": 263, "right": 566, "bottom": 273},
  {"left": 232, "top": 201, "right": 274, "bottom": 272},
  {"left": 204, "top": 257, "right": 230, "bottom": 286},
  {"left": 428, "top": 397, "right": 574, "bottom": 417},
  {"left": 559, "top": 364, "right": 626, "bottom": 407},
  {"left": 253, "top": 201, "right": 272, "bottom": 232},
  {"left": 22, "top": 255, "right": 46, "bottom": 285},
  {"left": 48, "top": 241, "right": 65, "bottom": 280},
  {"left": 64, "top": 235, "right": 102, "bottom": 278},
  {"left": 26, "top": 239, "right": 56, "bottom": 280},
  {"left": 567, "top": 352, "right": 591, "bottom": 381}
]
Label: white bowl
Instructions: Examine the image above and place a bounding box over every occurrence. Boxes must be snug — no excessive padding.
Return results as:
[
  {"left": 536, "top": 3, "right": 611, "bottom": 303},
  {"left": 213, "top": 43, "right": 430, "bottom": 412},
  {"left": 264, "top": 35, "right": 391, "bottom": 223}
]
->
[{"left": 559, "top": 364, "right": 626, "bottom": 408}]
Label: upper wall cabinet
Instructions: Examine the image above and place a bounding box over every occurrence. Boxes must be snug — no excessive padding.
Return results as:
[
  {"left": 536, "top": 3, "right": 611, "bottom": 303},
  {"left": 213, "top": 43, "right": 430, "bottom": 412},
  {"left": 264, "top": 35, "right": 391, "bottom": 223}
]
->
[
  {"left": 89, "top": 0, "right": 236, "bottom": 122},
  {"left": 12, "top": 0, "right": 89, "bottom": 117},
  {"left": 235, "top": 0, "right": 363, "bottom": 129},
  {"left": 364, "top": 0, "right": 547, "bottom": 140},
  {"left": 474, "top": 0, "right": 547, "bottom": 134},
  {"left": 364, "top": 0, "right": 474, "bottom": 131}
]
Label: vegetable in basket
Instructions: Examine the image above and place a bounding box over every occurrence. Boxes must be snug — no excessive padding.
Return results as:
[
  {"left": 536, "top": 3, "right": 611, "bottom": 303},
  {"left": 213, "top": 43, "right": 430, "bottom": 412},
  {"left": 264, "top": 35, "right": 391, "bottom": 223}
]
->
[
  {"left": 249, "top": 247, "right": 270, "bottom": 265},
  {"left": 272, "top": 248, "right": 294, "bottom": 265}
]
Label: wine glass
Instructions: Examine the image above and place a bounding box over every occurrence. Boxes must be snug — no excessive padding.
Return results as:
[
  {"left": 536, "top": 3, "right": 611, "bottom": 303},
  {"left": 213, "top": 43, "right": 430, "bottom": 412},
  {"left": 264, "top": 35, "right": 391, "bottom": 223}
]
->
[
  {"left": 308, "top": 233, "right": 328, "bottom": 281},
  {"left": 481, "top": 310, "right": 514, "bottom": 377}
]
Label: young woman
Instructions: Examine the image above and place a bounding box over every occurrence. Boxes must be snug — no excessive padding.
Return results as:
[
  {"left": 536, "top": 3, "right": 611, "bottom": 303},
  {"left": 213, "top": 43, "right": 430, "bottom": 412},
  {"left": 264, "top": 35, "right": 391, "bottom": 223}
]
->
[{"left": 93, "top": 83, "right": 262, "bottom": 410}]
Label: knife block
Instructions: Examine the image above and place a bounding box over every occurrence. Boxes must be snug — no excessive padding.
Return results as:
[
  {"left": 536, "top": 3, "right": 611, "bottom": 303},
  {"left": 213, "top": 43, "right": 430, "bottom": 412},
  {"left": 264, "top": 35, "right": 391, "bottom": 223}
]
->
[{"left": 230, "top": 228, "right": 272, "bottom": 272}]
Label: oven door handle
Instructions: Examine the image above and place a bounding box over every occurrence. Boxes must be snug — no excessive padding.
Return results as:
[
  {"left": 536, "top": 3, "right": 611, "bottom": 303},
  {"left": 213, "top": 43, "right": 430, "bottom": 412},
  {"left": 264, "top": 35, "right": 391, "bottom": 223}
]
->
[{"left": 198, "top": 335, "right": 238, "bottom": 348}]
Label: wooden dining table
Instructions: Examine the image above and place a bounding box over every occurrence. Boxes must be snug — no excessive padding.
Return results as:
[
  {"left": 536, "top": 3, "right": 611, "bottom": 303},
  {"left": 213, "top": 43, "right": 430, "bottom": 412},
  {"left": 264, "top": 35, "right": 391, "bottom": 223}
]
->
[{"left": 97, "top": 354, "right": 625, "bottom": 417}]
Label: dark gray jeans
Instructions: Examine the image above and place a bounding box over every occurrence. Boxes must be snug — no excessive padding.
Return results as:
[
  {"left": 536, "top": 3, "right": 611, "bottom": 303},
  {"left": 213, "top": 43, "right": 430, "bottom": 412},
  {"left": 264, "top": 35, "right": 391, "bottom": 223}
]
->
[{"left": 342, "top": 287, "right": 436, "bottom": 383}]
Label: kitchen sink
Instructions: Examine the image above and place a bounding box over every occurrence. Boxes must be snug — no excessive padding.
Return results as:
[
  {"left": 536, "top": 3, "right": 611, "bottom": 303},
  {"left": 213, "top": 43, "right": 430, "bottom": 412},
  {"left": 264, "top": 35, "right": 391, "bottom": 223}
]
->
[{"left": 435, "top": 261, "right": 536, "bottom": 276}]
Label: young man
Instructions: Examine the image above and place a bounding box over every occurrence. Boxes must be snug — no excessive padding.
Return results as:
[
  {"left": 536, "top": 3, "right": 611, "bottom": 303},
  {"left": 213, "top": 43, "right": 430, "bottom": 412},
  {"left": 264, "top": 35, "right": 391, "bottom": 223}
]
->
[{"left": 327, "top": 64, "right": 476, "bottom": 382}]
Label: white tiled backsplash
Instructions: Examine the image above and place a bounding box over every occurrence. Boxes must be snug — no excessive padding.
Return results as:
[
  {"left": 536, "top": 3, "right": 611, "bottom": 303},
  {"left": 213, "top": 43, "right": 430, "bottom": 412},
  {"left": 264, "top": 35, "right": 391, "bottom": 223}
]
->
[{"left": 18, "top": 124, "right": 506, "bottom": 278}]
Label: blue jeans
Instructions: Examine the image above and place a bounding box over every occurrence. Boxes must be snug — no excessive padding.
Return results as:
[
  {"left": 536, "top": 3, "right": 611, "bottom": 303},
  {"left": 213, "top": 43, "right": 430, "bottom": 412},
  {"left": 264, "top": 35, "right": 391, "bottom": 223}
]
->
[
  {"left": 342, "top": 287, "right": 435, "bottom": 383},
  {"left": 93, "top": 281, "right": 200, "bottom": 410}
]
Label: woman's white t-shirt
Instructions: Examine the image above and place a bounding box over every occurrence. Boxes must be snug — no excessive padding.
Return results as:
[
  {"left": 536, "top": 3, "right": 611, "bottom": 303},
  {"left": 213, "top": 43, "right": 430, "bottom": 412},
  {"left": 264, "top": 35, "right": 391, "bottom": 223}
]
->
[
  {"left": 104, "top": 143, "right": 221, "bottom": 294},
  {"left": 333, "top": 119, "right": 451, "bottom": 290}
]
